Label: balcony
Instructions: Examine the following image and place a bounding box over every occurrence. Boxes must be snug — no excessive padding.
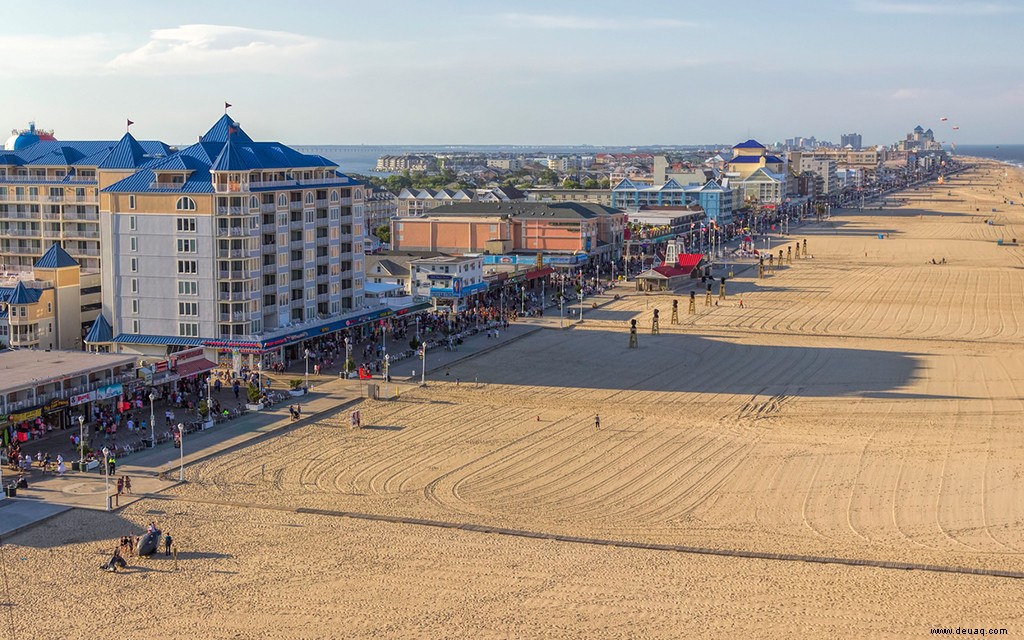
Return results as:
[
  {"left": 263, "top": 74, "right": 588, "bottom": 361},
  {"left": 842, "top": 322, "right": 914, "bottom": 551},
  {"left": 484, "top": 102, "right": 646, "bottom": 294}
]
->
[
  {"left": 289, "top": 219, "right": 303, "bottom": 230},
  {"left": 216, "top": 206, "right": 245, "bottom": 216},
  {"left": 299, "top": 176, "right": 350, "bottom": 187},
  {"left": 63, "top": 211, "right": 99, "bottom": 221},
  {"left": 262, "top": 264, "right": 278, "bottom": 275},
  {"left": 6, "top": 229, "right": 40, "bottom": 238},
  {"left": 315, "top": 199, "right": 327, "bottom": 208},
  {"left": 315, "top": 255, "right": 329, "bottom": 265},
  {"left": 216, "top": 248, "right": 249, "bottom": 259},
  {"left": 9, "top": 331, "right": 39, "bottom": 346},
  {"left": 288, "top": 201, "right": 303, "bottom": 212},
  {"left": 338, "top": 197, "right": 353, "bottom": 206},
  {"left": 218, "top": 269, "right": 256, "bottom": 280},
  {"left": 218, "top": 312, "right": 248, "bottom": 322},
  {"left": 65, "top": 195, "right": 98, "bottom": 204},
  {"left": 250, "top": 179, "right": 298, "bottom": 190},
  {"left": 339, "top": 214, "right": 353, "bottom": 225},
  {"left": 1, "top": 211, "right": 39, "bottom": 220},
  {"left": 0, "top": 175, "right": 53, "bottom": 183},
  {"left": 148, "top": 182, "right": 184, "bottom": 191},
  {"left": 216, "top": 227, "right": 249, "bottom": 237},
  {"left": 63, "top": 229, "right": 100, "bottom": 239},
  {"left": 218, "top": 291, "right": 252, "bottom": 301},
  {"left": 69, "top": 247, "right": 100, "bottom": 257},
  {"left": 260, "top": 203, "right": 276, "bottom": 213},
  {"left": 2, "top": 246, "right": 40, "bottom": 255}
]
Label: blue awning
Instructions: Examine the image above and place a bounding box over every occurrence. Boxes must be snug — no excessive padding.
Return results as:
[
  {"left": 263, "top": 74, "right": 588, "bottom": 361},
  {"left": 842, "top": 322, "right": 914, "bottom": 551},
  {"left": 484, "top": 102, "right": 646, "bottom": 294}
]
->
[{"left": 113, "top": 334, "right": 206, "bottom": 346}]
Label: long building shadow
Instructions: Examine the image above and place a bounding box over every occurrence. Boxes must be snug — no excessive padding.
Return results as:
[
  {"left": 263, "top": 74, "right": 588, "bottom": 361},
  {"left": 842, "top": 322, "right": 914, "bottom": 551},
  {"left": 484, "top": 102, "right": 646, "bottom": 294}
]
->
[{"left": 455, "top": 329, "right": 938, "bottom": 399}]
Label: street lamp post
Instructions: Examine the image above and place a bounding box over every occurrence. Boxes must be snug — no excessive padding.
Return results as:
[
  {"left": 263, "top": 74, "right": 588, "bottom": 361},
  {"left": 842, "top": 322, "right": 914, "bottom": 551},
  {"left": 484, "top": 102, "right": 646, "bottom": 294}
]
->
[
  {"left": 178, "top": 423, "right": 185, "bottom": 482},
  {"left": 420, "top": 342, "right": 426, "bottom": 386},
  {"left": 304, "top": 348, "right": 310, "bottom": 391},
  {"left": 78, "top": 414, "right": 85, "bottom": 468},
  {"left": 149, "top": 392, "right": 155, "bottom": 448},
  {"left": 578, "top": 269, "right": 584, "bottom": 322},
  {"left": 206, "top": 372, "right": 213, "bottom": 427},
  {"left": 520, "top": 284, "right": 525, "bottom": 316},
  {"left": 384, "top": 354, "right": 390, "bottom": 398},
  {"left": 257, "top": 360, "right": 263, "bottom": 398},
  {"left": 344, "top": 337, "right": 351, "bottom": 379},
  {"left": 101, "top": 446, "right": 110, "bottom": 511}
]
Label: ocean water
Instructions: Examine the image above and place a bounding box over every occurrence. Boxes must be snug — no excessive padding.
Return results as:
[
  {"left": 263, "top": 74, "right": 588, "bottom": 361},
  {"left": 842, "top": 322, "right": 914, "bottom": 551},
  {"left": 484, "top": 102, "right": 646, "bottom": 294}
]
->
[{"left": 952, "top": 144, "right": 1024, "bottom": 168}]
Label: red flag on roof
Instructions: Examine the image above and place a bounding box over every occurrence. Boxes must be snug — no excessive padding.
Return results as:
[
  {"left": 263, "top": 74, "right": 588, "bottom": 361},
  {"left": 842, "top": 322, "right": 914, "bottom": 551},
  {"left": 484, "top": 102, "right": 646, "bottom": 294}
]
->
[{"left": 228, "top": 125, "right": 238, "bottom": 136}]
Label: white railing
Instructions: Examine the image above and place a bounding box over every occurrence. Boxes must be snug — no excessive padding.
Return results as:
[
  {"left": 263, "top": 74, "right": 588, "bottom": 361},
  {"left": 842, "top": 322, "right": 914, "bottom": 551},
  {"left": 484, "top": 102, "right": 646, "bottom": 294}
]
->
[
  {"left": 216, "top": 227, "right": 249, "bottom": 237},
  {"left": 250, "top": 179, "right": 299, "bottom": 190},
  {"left": 149, "top": 182, "right": 184, "bottom": 190}
]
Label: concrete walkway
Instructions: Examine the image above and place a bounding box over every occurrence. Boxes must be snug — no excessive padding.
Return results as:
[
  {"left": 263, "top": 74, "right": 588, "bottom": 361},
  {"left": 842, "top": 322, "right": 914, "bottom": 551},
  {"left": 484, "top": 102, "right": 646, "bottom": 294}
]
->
[{"left": 0, "top": 497, "right": 70, "bottom": 538}]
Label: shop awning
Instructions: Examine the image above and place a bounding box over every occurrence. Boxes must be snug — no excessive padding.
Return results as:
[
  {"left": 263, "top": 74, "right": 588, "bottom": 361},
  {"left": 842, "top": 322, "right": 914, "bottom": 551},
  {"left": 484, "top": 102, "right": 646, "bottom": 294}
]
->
[
  {"left": 526, "top": 267, "right": 554, "bottom": 280},
  {"left": 174, "top": 358, "right": 217, "bottom": 379}
]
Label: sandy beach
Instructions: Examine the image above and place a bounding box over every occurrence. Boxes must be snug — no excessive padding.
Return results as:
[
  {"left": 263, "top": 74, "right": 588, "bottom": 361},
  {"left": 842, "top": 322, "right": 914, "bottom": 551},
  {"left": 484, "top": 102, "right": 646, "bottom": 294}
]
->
[{"left": 6, "top": 159, "right": 1024, "bottom": 638}]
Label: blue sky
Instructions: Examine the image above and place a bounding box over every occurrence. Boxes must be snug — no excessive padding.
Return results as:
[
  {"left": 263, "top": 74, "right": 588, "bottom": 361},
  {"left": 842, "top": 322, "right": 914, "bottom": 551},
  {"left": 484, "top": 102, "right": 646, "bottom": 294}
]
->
[{"left": 1, "top": 1, "right": 1020, "bottom": 146}]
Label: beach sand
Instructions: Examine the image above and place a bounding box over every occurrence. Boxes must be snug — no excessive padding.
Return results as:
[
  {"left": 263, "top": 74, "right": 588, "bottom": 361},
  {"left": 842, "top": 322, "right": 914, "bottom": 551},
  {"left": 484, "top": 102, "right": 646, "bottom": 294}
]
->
[{"left": 6, "top": 159, "right": 1024, "bottom": 638}]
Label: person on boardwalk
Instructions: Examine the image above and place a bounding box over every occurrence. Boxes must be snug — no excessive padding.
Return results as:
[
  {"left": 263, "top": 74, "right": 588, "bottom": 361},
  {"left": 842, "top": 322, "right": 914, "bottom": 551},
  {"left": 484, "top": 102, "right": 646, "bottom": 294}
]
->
[
  {"left": 116, "top": 477, "right": 124, "bottom": 497},
  {"left": 595, "top": 414, "right": 601, "bottom": 430},
  {"left": 123, "top": 476, "right": 132, "bottom": 494}
]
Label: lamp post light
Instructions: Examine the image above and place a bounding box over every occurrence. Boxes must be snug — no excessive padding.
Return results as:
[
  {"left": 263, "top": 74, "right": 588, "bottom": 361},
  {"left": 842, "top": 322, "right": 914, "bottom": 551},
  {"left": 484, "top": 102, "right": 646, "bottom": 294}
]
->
[
  {"left": 257, "top": 360, "right": 263, "bottom": 398},
  {"left": 178, "top": 422, "right": 185, "bottom": 482},
  {"left": 578, "top": 269, "right": 584, "bottom": 322},
  {"left": 420, "top": 342, "right": 426, "bottom": 386},
  {"left": 101, "top": 446, "right": 110, "bottom": 511},
  {"left": 520, "top": 284, "right": 525, "bottom": 316},
  {"left": 384, "top": 354, "right": 390, "bottom": 398},
  {"left": 78, "top": 414, "right": 85, "bottom": 468},
  {"left": 206, "top": 372, "right": 213, "bottom": 426},
  {"left": 344, "top": 337, "right": 352, "bottom": 379},
  {"left": 304, "top": 348, "right": 310, "bottom": 391},
  {"left": 149, "top": 392, "right": 155, "bottom": 449}
]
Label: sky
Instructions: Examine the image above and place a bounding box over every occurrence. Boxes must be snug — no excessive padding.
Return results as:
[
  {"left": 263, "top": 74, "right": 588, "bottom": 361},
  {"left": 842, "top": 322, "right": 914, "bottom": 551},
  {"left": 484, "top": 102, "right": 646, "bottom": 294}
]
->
[{"left": 1, "top": 0, "right": 1021, "bottom": 146}]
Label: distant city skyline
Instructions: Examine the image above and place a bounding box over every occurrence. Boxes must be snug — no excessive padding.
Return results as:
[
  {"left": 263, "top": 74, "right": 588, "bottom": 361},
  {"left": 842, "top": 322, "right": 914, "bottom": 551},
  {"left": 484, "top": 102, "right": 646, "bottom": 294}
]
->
[{"left": 1, "top": 1, "right": 1020, "bottom": 145}]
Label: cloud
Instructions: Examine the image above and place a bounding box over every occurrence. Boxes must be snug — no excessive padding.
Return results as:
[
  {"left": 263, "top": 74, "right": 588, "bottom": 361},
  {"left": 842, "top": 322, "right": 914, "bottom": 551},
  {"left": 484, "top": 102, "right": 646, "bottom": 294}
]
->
[
  {"left": 107, "top": 24, "right": 339, "bottom": 76},
  {"left": 500, "top": 13, "right": 694, "bottom": 30},
  {"left": 856, "top": 2, "right": 1020, "bottom": 15}
]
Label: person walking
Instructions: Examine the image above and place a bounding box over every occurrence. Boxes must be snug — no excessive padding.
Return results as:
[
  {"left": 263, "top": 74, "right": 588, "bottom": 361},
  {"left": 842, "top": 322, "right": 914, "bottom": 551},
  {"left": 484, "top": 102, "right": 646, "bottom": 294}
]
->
[
  {"left": 107, "top": 454, "right": 116, "bottom": 476},
  {"left": 123, "top": 476, "right": 132, "bottom": 494},
  {"left": 595, "top": 414, "right": 600, "bottom": 430},
  {"left": 116, "top": 476, "right": 124, "bottom": 497},
  {"left": 56, "top": 454, "right": 65, "bottom": 477}
]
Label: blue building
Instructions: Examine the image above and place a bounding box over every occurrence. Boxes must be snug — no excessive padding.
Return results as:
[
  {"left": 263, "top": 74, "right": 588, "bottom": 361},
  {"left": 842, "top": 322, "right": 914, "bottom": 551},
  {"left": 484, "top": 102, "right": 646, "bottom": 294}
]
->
[{"left": 611, "top": 178, "right": 733, "bottom": 224}]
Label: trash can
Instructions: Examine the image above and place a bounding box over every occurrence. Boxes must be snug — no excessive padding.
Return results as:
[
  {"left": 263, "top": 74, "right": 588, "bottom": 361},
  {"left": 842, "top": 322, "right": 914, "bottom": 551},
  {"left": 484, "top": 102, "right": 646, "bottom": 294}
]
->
[{"left": 4, "top": 485, "right": 16, "bottom": 498}]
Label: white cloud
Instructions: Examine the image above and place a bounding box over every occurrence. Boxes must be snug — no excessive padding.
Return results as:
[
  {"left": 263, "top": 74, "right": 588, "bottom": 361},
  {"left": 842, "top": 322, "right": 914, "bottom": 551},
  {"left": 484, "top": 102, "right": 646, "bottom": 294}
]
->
[
  {"left": 107, "top": 24, "right": 340, "bottom": 76},
  {"left": 500, "top": 13, "right": 694, "bottom": 30},
  {"left": 857, "top": 2, "right": 1020, "bottom": 15}
]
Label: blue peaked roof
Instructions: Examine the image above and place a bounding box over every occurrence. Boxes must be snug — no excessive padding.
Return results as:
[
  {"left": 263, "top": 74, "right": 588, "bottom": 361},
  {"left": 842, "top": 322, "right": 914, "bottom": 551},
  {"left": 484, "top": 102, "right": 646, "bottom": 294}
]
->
[
  {"left": 98, "top": 132, "right": 151, "bottom": 170},
  {"left": 733, "top": 139, "right": 766, "bottom": 150},
  {"left": 84, "top": 314, "right": 113, "bottom": 344},
  {"left": 35, "top": 243, "right": 79, "bottom": 269},
  {"left": 202, "top": 114, "right": 255, "bottom": 144},
  {"left": 7, "top": 281, "right": 42, "bottom": 304},
  {"left": 0, "top": 139, "right": 170, "bottom": 171}
]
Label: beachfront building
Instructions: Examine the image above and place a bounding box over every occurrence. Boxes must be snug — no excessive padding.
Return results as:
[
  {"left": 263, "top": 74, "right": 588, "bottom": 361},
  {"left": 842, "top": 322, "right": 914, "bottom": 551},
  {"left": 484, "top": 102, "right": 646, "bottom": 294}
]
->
[
  {"left": 611, "top": 178, "right": 733, "bottom": 224},
  {"left": 374, "top": 155, "right": 437, "bottom": 172},
  {"left": 841, "top": 133, "right": 863, "bottom": 150},
  {"left": 0, "top": 244, "right": 100, "bottom": 351},
  {"left": 395, "top": 187, "right": 475, "bottom": 217},
  {"left": 0, "top": 124, "right": 171, "bottom": 273},
  {"left": 788, "top": 152, "right": 839, "bottom": 194},
  {"left": 526, "top": 188, "right": 612, "bottom": 207},
  {"left": 409, "top": 255, "right": 486, "bottom": 312},
  {"left": 897, "top": 126, "right": 942, "bottom": 153},
  {"left": 92, "top": 114, "right": 394, "bottom": 366},
  {"left": 391, "top": 201, "right": 625, "bottom": 265}
]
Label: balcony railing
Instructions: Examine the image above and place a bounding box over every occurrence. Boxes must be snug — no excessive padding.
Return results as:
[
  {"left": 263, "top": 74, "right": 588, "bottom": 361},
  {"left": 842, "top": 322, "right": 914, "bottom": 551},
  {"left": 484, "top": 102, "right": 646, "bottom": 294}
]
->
[
  {"left": 250, "top": 179, "right": 299, "bottom": 190},
  {"left": 69, "top": 248, "right": 101, "bottom": 256},
  {"left": 65, "top": 195, "right": 98, "bottom": 204},
  {"left": 262, "top": 264, "right": 277, "bottom": 274},
  {"left": 219, "top": 312, "right": 248, "bottom": 322},
  {"left": 5, "top": 229, "right": 40, "bottom": 238},
  {"left": 63, "top": 211, "right": 99, "bottom": 221},
  {"left": 260, "top": 203, "right": 276, "bottom": 213},
  {"left": 2, "top": 246, "right": 41, "bottom": 255},
  {"left": 63, "top": 229, "right": 100, "bottom": 239},
  {"left": 289, "top": 220, "right": 303, "bottom": 230},
  {"left": 216, "top": 206, "right": 245, "bottom": 215},
  {"left": 217, "top": 248, "right": 248, "bottom": 258},
  {"left": 0, "top": 175, "right": 55, "bottom": 183},
  {"left": 10, "top": 331, "right": 39, "bottom": 345},
  {"left": 289, "top": 201, "right": 303, "bottom": 211},
  {"left": 2, "top": 211, "right": 39, "bottom": 220},
  {"left": 216, "top": 226, "right": 249, "bottom": 237},
  {"left": 218, "top": 269, "right": 257, "bottom": 280},
  {"left": 218, "top": 291, "right": 252, "bottom": 301},
  {"left": 148, "top": 182, "right": 184, "bottom": 191}
]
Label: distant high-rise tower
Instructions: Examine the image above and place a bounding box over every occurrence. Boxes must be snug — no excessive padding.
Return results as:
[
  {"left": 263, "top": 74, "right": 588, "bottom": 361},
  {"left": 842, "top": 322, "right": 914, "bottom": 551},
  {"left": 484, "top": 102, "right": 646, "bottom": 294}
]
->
[{"left": 841, "top": 133, "right": 863, "bottom": 150}]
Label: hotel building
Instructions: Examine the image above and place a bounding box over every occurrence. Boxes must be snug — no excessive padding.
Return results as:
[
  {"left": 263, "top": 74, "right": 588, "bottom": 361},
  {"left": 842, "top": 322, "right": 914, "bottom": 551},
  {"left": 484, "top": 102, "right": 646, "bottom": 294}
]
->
[{"left": 90, "top": 114, "right": 387, "bottom": 361}]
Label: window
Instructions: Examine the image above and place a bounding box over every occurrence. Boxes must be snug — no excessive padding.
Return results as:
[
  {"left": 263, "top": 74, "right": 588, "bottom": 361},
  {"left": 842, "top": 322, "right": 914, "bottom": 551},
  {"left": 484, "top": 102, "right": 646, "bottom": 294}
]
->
[
  {"left": 176, "top": 217, "right": 197, "bottom": 232},
  {"left": 306, "top": 268, "right": 315, "bottom": 281},
  {"left": 330, "top": 209, "right": 339, "bottom": 221},
  {"left": 128, "top": 195, "right": 136, "bottom": 210},
  {"left": 278, "top": 194, "right": 287, "bottom": 207},
  {"left": 176, "top": 238, "right": 197, "bottom": 253},
  {"left": 128, "top": 215, "right": 136, "bottom": 231},
  {"left": 250, "top": 196, "right": 259, "bottom": 210},
  {"left": 132, "top": 319, "right": 140, "bottom": 333},
  {"left": 47, "top": 302, "right": 52, "bottom": 313},
  {"left": 178, "top": 302, "right": 199, "bottom": 316},
  {"left": 130, "top": 278, "right": 138, "bottom": 293},
  {"left": 176, "top": 197, "right": 197, "bottom": 211},
  {"left": 130, "top": 257, "right": 138, "bottom": 272},
  {"left": 304, "top": 192, "right": 314, "bottom": 205},
  {"left": 305, "top": 210, "right": 314, "bottom": 224},
  {"left": 330, "top": 190, "right": 338, "bottom": 202},
  {"left": 178, "top": 322, "right": 199, "bottom": 337},
  {"left": 178, "top": 281, "right": 198, "bottom": 296},
  {"left": 130, "top": 237, "right": 137, "bottom": 252},
  {"left": 131, "top": 299, "right": 139, "bottom": 314},
  {"left": 305, "top": 249, "right": 314, "bottom": 262},
  {"left": 177, "top": 260, "right": 198, "bottom": 274}
]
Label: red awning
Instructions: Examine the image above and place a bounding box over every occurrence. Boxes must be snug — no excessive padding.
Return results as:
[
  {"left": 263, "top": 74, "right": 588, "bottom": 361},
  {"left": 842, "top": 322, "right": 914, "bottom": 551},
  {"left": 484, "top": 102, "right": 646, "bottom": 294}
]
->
[
  {"left": 526, "top": 267, "right": 554, "bottom": 280},
  {"left": 174, "top": 358, "right": 217, "bottom": 379}
]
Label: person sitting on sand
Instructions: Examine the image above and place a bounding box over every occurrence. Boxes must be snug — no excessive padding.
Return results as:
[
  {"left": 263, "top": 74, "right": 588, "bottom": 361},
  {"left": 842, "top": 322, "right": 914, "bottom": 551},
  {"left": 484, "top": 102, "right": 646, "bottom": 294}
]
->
[{"left": 102, "top": 546, "right": 128, "bottom": 572}]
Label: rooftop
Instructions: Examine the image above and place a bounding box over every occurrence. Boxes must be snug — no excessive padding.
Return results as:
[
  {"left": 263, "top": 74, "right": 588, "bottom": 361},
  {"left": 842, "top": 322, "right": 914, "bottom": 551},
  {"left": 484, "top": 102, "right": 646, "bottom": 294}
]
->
[
  {"left": 0, "top": 349, "right": 137, "bottom": 394},
  {"left": 423, "top": 201, "right": 621, "bottom": 219}
]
